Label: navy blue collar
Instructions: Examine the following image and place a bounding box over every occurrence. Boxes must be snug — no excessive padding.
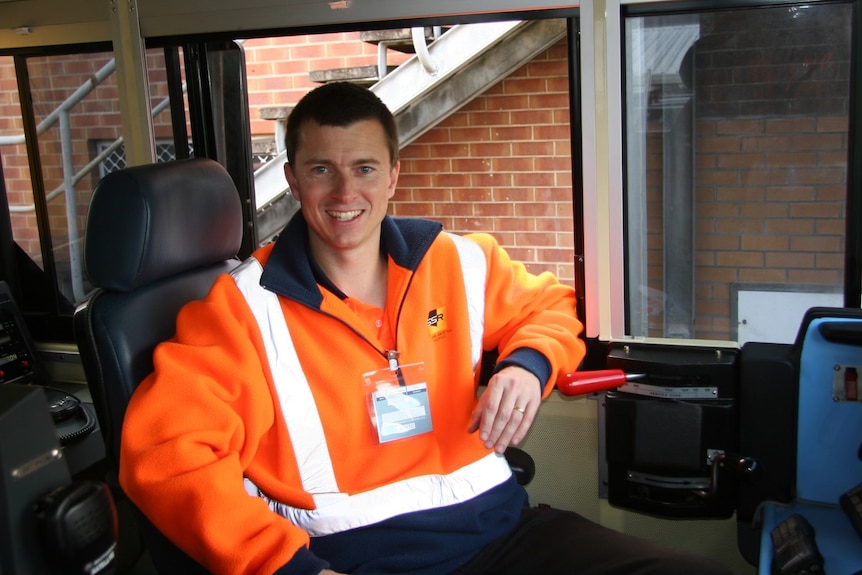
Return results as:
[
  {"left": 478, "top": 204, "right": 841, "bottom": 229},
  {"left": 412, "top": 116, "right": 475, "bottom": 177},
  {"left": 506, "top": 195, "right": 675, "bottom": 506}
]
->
[{"left": 260, "top": 213, "right": 442, "bottom": 308}]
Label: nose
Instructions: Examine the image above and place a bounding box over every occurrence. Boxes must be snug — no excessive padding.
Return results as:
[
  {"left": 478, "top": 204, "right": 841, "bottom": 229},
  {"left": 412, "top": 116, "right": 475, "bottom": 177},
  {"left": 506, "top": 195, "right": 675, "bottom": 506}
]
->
[{"left": 330, "top": 172, "right": 356, "bottom": 201}]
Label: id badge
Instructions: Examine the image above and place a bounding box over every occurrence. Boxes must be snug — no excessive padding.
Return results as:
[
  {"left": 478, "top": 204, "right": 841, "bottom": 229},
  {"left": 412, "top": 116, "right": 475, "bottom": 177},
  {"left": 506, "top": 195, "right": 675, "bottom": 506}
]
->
[{"left": 363, "top": 362, "right": 433, "bottom": 443}]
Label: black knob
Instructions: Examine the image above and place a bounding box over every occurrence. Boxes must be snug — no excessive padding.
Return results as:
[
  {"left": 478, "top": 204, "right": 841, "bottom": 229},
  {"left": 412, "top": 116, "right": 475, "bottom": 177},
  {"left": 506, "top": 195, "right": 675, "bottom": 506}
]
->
[{"left": 737, "top": 456, "right": 759, "bottom": 478}]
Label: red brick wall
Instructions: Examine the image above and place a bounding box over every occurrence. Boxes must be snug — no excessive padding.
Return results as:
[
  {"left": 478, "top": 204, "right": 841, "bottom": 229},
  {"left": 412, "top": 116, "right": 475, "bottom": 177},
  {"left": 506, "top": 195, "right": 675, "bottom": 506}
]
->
[
  {"left": 244, "top": 34, "right": 574, "bottom": 285},
  {"left": 394, "top": 40, "right": 574, "bottom": 285},
  {"left": 244, "top": 33, "right": 411, "bottom": 137}
]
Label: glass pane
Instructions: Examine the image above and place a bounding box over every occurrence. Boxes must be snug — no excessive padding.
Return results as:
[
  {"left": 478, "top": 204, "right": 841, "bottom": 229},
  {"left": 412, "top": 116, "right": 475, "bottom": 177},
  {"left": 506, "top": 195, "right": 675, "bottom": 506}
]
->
[
  {"left": 624, "top": 4, "right": 851, "bottom": 343},
  {"left": 0, "top": 56, "right": 40, "bottom": 269},
  {"left": 24, "top": 51, "right": 118, "bottom": 304},
  {"left": 21, "top": 48, "right": 175, "bottom": 305},
  {"left": 241, "top": 25, "right": 575, "bottom": 283}
]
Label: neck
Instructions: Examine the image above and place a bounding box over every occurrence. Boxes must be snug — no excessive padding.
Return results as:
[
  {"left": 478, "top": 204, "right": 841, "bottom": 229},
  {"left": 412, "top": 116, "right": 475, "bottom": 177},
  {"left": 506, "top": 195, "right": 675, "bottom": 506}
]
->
[{"left": 310, "top": 240, "right": 388, "bottom": 308}]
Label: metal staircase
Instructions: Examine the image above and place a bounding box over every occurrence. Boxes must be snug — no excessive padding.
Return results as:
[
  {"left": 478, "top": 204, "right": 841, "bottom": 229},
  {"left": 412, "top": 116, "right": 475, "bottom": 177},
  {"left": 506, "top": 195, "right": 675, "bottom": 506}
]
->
[{"left": 254, "top": 18, "right": 567, "bottom": 244}]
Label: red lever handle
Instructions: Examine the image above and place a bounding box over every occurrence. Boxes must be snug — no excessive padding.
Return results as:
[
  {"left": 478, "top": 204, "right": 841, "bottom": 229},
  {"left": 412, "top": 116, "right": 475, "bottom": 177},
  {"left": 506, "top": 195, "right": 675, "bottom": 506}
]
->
[{"left": 556, "top": 369, "right": 631, "bottom": 396}]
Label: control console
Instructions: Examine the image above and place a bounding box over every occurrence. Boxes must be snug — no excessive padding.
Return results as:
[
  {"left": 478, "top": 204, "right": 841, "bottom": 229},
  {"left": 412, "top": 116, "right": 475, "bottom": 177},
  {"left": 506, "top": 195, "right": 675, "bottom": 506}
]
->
[{"left": 0, "top": 283, "right": 38, "bottom": 384}]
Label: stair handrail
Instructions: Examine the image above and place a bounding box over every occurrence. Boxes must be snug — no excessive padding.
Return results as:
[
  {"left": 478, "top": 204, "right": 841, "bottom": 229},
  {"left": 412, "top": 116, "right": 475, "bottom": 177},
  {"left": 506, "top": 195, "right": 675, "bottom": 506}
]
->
[
  {"left": 6, "top": 88, "right": 175, "bottom": 215},
  {"left": 411, "top": 27, "right": 439, "bottom": 76},
  {"left": 0, "top": 59, "right": 117, "bottom": 148}
]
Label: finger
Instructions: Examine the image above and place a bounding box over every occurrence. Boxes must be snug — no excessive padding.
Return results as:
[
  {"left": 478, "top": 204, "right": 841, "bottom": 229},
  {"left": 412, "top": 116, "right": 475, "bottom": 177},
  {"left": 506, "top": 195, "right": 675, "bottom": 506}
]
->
[
  {"left": 478, "top": 393, "right": 507, "bottom": 445},
  {"left": 490, "top": 401, "right": 535, "bottom": 454},
  {"left": 508, "top": 403, "right": 536, "bottom": 446},
  {"left": 481, "top": 390, "right": 527, "bottom": 451},
  {"left": 473, "top": 384, "right": 503, "bottom": 442},
  {"left": 467, "top": 396, "right": 485, "bottom": 433}
]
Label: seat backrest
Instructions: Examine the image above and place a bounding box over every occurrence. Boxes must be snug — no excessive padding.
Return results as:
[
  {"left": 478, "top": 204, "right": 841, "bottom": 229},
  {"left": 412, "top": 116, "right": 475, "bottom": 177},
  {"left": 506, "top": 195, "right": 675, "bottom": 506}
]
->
[
  {"left": 75, "top": 157, "right": 243, "bottom": 468},
  {"left": 794, "top": 306, "right": 862, "bottom": 503},
  {"left": 74, "top": 158, "right": 242, "bottom": 472},
  {"left": 74, "top": 158, "right": 243, "bottom": 573}
]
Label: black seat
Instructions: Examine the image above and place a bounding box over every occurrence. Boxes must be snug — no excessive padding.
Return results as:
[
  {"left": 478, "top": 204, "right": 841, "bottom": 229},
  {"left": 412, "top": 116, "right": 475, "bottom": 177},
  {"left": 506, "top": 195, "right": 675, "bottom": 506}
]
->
[{"left": 74, "top": 157, "right": 243, "bottom": 574}]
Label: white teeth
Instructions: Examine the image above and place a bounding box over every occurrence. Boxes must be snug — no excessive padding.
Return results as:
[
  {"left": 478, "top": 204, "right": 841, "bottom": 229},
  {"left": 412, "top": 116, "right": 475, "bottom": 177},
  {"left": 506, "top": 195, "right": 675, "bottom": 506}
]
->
[{"left": 328, "top": 210, "right": 362, "bottom": 221}]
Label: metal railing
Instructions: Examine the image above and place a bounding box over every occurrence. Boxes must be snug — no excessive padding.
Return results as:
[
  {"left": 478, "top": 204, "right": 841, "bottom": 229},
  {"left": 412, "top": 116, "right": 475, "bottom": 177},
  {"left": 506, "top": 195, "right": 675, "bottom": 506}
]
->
[{"left": 0, "top": 58, "right": 182, "bottom": 302}]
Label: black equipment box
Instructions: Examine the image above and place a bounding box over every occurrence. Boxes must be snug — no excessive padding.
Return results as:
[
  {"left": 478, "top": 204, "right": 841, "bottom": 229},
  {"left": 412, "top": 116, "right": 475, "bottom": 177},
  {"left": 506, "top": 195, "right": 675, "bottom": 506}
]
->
[{"left": 604, "top": 342, "right": 739, "bottom": 518}]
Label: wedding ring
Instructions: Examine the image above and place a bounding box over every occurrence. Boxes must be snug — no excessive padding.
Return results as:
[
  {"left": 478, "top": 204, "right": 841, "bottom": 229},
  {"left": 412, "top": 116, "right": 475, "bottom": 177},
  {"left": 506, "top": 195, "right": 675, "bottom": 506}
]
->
[{"left": 513, "top": 406, "right": 526, "bottom": 414}]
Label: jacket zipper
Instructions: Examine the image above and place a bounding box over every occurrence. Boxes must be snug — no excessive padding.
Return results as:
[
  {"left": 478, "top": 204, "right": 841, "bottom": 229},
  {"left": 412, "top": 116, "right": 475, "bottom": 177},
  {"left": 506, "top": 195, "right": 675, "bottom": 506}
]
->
[{"left": 304, "top": 268, "right": 417, "bottom": 382}]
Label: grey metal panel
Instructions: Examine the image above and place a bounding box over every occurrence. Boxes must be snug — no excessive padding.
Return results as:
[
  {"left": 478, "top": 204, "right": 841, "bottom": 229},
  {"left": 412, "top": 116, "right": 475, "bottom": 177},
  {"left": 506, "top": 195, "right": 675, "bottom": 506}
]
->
[
  {"left": 0, "top": 0, "right": 575, "bottom": 48},
  {"left": 0, "top": 0, "right": 111, "bottom": 48},
  {"left": 136, "top": 0, "right": 577, "bottom": 37}
]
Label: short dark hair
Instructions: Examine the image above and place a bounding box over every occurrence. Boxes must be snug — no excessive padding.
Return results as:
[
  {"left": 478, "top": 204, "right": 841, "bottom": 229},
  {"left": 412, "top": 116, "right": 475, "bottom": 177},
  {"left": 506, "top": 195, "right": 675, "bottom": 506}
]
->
[{"left": 285, "top": 82, "right": 399, "bottom": 167}]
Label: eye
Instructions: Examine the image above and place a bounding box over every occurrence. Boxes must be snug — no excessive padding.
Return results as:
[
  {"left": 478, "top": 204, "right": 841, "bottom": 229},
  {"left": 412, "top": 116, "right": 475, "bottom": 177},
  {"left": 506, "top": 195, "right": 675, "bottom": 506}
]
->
[
  {"left": 358, "top": 165, "right": 374, "bottom": 175},
  {"left": 311, "top": 165, "right": 328, "bottom": 175}
]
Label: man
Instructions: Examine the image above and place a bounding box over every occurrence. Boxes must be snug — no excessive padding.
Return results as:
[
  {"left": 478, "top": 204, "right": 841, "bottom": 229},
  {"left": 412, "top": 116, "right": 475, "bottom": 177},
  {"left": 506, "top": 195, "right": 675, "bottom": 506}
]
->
[{"left": 120, "top": 82, "right": 731, "bottom": 575}]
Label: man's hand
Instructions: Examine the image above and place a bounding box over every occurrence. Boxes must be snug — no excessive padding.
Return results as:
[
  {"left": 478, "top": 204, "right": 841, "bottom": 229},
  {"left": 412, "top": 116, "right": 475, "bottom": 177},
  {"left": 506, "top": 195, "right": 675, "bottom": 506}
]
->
[
  {"left": 468, "top": 365, "right": 541, "bottom": 454},
  {"left": 319, "top": 570, "right": 347, "bottom": 575}
]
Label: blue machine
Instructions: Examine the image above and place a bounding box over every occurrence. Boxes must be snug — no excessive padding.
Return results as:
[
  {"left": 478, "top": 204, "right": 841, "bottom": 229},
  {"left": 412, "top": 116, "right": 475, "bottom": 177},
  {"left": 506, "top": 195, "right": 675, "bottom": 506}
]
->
[{"left": 758, "top": 308, "right": 862, "bottom": 574}]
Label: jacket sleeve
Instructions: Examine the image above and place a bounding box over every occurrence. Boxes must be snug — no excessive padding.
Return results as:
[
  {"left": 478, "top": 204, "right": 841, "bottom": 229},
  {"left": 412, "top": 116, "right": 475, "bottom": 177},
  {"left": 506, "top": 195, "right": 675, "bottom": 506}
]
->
[
  {"left": 466, "top": 233, "right": 586, "bottom": 396},
  {"left": 118, "top": 273, "right": 327, "bottom": 575}
]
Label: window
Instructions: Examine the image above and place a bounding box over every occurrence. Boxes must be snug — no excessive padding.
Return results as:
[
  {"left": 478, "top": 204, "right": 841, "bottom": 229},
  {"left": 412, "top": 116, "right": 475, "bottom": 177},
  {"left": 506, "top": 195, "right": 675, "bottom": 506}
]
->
[
  {"left": 624, "top": 3, "right": 851, "bottom": 343},
  {"left": 0, "top": 47, "right": 186, "bottom": 328},
  {"left": 2, "top": 16, "right": 580, "bottom": 339}
]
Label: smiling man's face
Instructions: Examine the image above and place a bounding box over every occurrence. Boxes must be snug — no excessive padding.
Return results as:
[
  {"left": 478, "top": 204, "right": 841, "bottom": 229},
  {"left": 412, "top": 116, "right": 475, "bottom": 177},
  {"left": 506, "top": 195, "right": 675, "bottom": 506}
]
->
[{"left": 284, "top": 119, "right": 400, "bottom": 259}]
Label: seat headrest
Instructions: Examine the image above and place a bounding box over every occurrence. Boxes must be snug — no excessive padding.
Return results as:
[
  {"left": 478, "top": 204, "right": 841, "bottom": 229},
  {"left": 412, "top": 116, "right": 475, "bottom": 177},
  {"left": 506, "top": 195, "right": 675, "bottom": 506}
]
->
[{"left": 85, "top": 158, "right": 243, "bottom": 292}]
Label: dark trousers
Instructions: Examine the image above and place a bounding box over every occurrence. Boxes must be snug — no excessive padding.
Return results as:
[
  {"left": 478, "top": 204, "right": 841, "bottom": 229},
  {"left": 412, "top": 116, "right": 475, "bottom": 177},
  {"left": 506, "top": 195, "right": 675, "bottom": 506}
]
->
[{"left": 453, "top": 506, "right": 735, "bottom": 575}]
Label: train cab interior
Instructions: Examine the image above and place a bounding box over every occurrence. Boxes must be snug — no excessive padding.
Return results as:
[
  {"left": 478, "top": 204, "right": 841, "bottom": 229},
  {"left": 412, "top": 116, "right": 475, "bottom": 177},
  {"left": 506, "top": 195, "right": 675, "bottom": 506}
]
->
[{"left": 0, "top": 1, "right": 860, "bottom": 574}]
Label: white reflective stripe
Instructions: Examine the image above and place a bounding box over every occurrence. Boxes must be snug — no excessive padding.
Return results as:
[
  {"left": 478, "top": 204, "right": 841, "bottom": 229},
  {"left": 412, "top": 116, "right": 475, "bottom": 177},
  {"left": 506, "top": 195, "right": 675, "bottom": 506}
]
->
[
  {"left": 231, "top": 258, "right": 339, "bottom": 494},
  {"left": 243, "top": 477, "right": 261, "bottom": 497},
  {"left": 447, "top": 233, "right": 486, "bottom": 369},
  {"left": 266, "top": 452, "right": 511, "bottom": 537}
]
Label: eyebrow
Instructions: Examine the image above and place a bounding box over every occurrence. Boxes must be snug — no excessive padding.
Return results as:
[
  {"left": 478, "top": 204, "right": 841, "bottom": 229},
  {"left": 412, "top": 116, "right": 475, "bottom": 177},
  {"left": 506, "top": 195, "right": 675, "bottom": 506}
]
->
[{"left": 301, "top": 157, "right": 384, "bottom": 167}]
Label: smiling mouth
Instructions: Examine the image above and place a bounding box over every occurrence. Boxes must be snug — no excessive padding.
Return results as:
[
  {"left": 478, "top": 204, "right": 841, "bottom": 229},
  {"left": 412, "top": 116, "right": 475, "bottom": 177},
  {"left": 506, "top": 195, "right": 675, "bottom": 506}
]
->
[{"left": 327, "top": 210, "right": 363, "bottom": 222}]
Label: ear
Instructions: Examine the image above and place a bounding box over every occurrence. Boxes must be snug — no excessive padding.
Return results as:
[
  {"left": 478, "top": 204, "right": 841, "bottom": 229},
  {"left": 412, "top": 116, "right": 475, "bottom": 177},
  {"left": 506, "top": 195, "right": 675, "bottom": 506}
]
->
[
  {"left": 387, "top": 160, "right": 400, "bottom": 199},
  {"left": 284, "top": 162, "right": 301, "bottom": 202}
]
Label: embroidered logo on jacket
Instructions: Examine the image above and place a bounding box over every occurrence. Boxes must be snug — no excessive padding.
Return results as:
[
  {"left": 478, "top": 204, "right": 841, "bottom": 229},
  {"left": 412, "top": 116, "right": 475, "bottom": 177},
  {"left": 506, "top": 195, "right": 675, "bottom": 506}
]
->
[{"left": 427, "top": 308, "right": 446, "bottom": 335}]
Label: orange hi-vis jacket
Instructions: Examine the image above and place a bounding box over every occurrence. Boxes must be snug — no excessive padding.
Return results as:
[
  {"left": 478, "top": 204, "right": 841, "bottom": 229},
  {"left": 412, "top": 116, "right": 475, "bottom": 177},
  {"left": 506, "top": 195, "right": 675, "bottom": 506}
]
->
[{"left": 120, "top": 215, "right": 585, "bottom": 575}]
